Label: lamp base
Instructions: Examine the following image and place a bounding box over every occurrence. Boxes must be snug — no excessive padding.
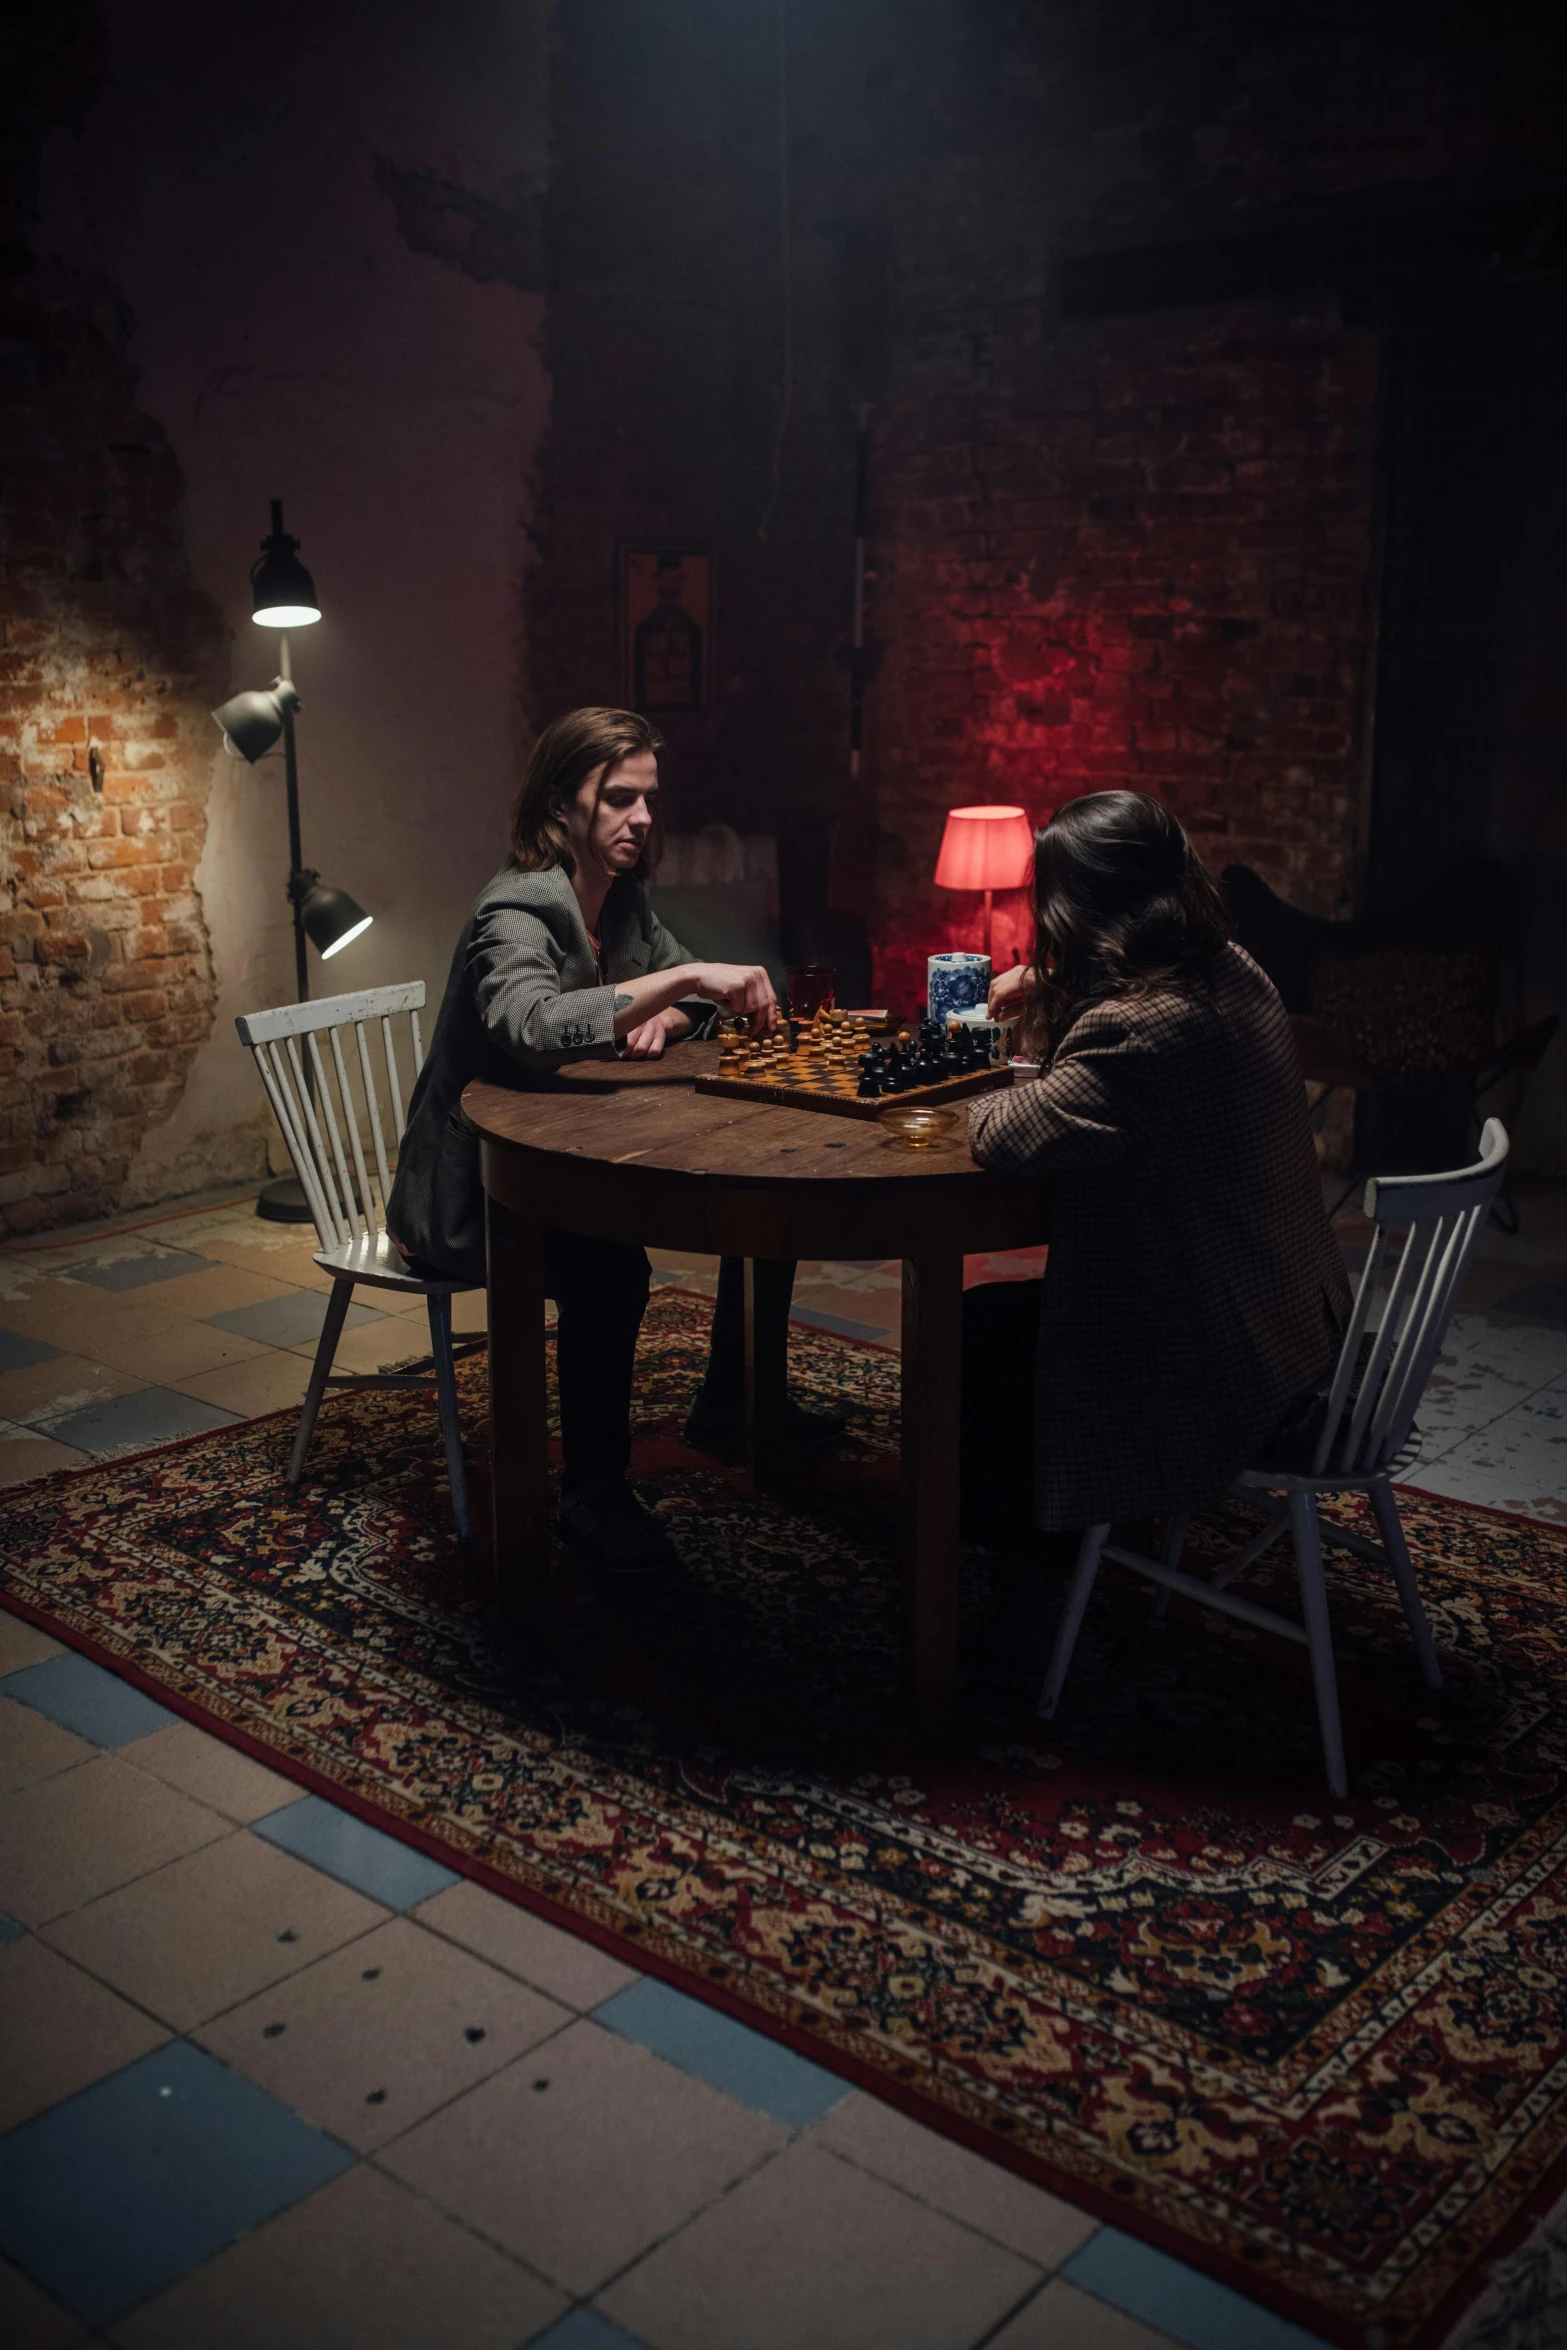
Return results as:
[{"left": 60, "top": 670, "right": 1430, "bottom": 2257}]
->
[{"left": 256, "top": 1175, "right": 315, "bottom": 1225}]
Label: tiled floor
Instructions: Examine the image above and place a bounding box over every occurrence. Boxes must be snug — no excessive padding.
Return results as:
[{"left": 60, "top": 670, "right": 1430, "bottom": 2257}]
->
[{"left": 0, "top": 1180, "right": 1563, "bottom": 2347}]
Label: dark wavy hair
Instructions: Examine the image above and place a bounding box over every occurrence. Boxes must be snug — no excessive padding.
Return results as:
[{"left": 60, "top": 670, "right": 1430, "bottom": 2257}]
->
[
  {"left": 510, "top": 707, "right": 666, "bottom": 879},
  {"left": 1017, "top": 791, "right": 1231, "bottom": 1061}
]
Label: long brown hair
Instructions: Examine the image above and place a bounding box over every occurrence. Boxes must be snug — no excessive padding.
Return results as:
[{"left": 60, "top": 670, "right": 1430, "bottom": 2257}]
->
[
  {"left": 510, "top": 707, "right": 666, "bottom": 877},
  {"left": 1017, "top": 791, "right": 1231, "bottom": 1061}
]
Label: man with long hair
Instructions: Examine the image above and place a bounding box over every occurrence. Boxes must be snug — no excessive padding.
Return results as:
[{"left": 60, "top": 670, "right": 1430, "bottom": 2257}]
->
[
  {"left": 964, "top": 790, "right": 1350, "bottom": 1539},
  {"left": 389, "top": 707, "right": 841, "bottom": 1571}
]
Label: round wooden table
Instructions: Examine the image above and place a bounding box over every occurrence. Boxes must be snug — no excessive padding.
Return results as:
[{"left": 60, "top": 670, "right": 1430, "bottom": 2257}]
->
[{"left": 464, "top": 1043, "right": 1047, "bottom": 1719}]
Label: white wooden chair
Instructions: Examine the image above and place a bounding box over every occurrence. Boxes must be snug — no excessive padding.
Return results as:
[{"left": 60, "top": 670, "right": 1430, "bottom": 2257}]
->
[
  {"left": 1039, "top": 1119, "right": 1510, "bottom": 1798},
  {"left": 235, "top": 983, "right": 482, "bottom": 1539}
]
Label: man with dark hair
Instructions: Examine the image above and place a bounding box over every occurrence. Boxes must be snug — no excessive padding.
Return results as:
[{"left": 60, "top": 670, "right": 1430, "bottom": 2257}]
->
[{"left": 389, "top": 708, "right": 843, "bottom": 1570}]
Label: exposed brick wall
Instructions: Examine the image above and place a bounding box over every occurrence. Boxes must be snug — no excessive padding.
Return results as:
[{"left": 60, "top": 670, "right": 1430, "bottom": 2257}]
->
[
  {"left": 0, "top": 274, "right": 230, "bottom": 1234},
  {"left": 869, "top": 297, "right": 1381, "bottom": 1008},
  {"left": 539, "top": 0, "right": 1566, "bottom": 1027}
]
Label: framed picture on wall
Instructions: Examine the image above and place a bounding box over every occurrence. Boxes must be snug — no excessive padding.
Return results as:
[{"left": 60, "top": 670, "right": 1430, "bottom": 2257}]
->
[{"left": 621, "top": 543, "right": 712, "bottom": 713}]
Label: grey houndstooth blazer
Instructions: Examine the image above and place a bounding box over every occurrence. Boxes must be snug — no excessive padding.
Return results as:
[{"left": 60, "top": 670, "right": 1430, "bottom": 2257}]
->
[
  {"left": 968, "top": 944, "right": 1350, "bottom": 1530},
  {"left": 387, "top": 863, "right": 708, "bottom": 1283}
]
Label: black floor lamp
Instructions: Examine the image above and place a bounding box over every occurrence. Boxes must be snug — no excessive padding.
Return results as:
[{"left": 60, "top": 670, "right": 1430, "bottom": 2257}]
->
[{"left": 213, "top": 501, "right": 373, "bottom": 1221}]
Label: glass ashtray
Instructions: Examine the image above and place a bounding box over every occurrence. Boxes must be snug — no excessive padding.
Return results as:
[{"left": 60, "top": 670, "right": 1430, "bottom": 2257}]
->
[{"left": 877, "top": 1104, "right": 959, "bottom": 1150}]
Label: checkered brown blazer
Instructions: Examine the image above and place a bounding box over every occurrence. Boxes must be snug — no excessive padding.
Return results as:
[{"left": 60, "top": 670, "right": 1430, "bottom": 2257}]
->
[{"left": 969, "top": 944, "right": 1350, "bottom": 1530}]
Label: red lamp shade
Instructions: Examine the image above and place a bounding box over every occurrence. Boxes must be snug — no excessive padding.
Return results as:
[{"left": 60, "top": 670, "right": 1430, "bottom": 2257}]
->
[{"left": 933, "top": 805, "right": 1034, "bottom": 893}]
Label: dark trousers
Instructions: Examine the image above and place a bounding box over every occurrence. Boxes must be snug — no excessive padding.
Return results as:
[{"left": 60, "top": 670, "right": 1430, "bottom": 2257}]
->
[
  {"left": 960, "top": 1276, "right": 1044, "bottom": 1538},
  {"left": 546, "top": 1232, "right": 794, "bottom": 1489}
]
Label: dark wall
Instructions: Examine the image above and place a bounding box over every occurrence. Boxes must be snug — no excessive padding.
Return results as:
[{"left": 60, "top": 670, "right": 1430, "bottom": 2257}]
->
[{"left": 532, "top": 0, "right": 1567, "bottom": 1130}]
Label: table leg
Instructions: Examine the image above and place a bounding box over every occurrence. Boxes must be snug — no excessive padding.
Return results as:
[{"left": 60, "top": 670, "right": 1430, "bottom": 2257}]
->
[
  {"left": 744, "top": 1257, "right": 793, "bottom": 1487},
  {"left": 902, "top": 1252, "right": 965, "bottom": 1723},
  {"left": 485, "top": 1191, "right": 551, "bottom": 1622}
]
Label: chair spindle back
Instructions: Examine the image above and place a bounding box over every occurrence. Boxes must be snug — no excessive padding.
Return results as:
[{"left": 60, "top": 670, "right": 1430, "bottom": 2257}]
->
[
  {"left": 235, "top": 983, "right": 426, "bottom": 1252},
  {"left": 1311, "top": 1118, "right": 1509, "bottom": 1478}
]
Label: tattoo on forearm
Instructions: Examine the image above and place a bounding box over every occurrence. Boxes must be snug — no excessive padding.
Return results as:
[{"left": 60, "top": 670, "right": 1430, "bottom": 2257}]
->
[{"left": 614, "top": 992, "right": 632, "bottom": 1009}]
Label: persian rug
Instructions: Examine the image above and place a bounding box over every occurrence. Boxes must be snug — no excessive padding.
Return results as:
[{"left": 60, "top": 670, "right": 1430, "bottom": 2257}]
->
[{"left": 2, "top": 1284, "right": 1565, "bottom": 2350}]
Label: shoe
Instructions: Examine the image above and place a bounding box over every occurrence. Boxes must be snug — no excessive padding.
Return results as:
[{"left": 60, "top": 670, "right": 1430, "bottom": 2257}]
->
[
  {"left": 682, "top": 1393, "right": 852, "bottom": 1463},
  {"left": 555, "top": 1477, "right": 677, "bottom": 1573}
]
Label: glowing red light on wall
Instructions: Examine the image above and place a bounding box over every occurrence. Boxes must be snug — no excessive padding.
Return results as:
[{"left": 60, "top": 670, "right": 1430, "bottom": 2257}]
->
[{"left": 933, "top": 805, "right": 1034, "bottom": 958}]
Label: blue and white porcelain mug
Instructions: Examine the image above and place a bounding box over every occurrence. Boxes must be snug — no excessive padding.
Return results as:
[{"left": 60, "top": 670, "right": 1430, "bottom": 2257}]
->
[{"left": 927, "top": 952, "right": 990, "bottom": 1030}]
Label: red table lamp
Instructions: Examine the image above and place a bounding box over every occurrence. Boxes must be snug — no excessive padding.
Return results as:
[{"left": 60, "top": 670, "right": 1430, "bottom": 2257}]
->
[{"left": 933, "top": 805, "right": 1035, "bottom": 958}]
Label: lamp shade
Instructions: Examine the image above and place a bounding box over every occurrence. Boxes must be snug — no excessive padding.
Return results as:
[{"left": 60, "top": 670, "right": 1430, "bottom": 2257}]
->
[
  {"left": 932, "top": 805, "right": 1034, "bottom": 893},
  {"left": 211, "top": 681, "right": 300, "bottom": 762},
  {"left": 302, "top": 881, "right": 373, "bottom": 960},
  {"left": 251, "top": 499, "right": 321, "bottom": 629}
]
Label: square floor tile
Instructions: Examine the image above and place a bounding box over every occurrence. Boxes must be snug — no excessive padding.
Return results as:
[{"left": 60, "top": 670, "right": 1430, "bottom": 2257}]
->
[
  {"left": 0, "top": 1610, "right": 63, "bottom": 1675},
  {"left": 205, "top": 1292, "right": 383, "bottom": 1348},
  {"left": 294, "top": 1319, "right": 441, "bottom": 1375},
  {"left": 58, "top": 1316, "right": 271, "bottom": 1384},
  {"left": 0, "top": 1936, "right": 170, "bottom": 2132},
  {"left": 42, "top": 1829, "right": 387, "bottom": 2031},
  {"left": 119, "top": 1721, "right": 303, "bottom": 1823},
  {"left": 252, "top": 1795, "right": 458, "bottom": 1909},
  {"left": 2, "top": 1653, "right": 179, "bottom": 1747},
  {"left": 595, "top": 1976, "right": 845, "bottom": 2129},
  {"left": 111, "top": 2162, "right": 566, "bottom": 2350},
  {"left": 0, "top": 1328, "right": 64, "bottom": 1371},
  {"left": 0, "top": 2040, "right": 352, "bottom": 2328},
  {"left": 531, "top": 2313, "right": 653, "bottom": 2350},
  {"left": 192, "top": 1234, "right": 338, "bottom": 1292},
  {"left": 379, "top": 2016, "right": 787, "bottom": 2295},
  {"left": 0, "top": 1281, "right": 157, "bottom": 1351},
  {"left": 990, "top": 2277, "right": 1180, "bottom": 2349},
  {"left": 808, "top": 2091, "right": 1098, "bottom": 2266},
  {"left": 598, "top": 2139, "right": 1038, "bottom": 2350},
  {"left": 413, "top": 1879, "right": 639, "bottom": 2010},
  {"left": 1404, "top": 1383, "right": 1567, "bottom": 1525},
  {"left": 0, "top": 1426, "right": 89, "bottom": 1486},
  {"left": 0, "top": 1693, "right": 97, "bottom": 1793},
  {"left": 0, "top": 1754, "right": 231, "bottom": 1926},
  {"left": 131, "top": 1264, "right": 300, "bottom": 1319},
  {"left": 34, "top": 1387, "right": 240, "bottom": 1459},
  {"left": 196, "top": 1915, "right": 569, "bottom": 2150},
  {"left": 170, "top": 1350, "right": 313, "bottom": 1418},
  {"left": 68, "top": 1249, "right": 217, "bottom": 1294},
  {"left": 0, "top": 1351, "right": 142, "bottom": 1426},
  {"left": 1063, "top": 2230, "right": 1333, "bottom": 2349},
  {"left": 0, "top": 2254, "right": 89, "bottom": 2350}
]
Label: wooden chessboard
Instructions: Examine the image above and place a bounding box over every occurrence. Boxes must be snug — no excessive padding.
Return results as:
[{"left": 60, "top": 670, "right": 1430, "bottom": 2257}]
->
[{"left": 694, "top": 1050, "right": 1011, "bottom": 1121}]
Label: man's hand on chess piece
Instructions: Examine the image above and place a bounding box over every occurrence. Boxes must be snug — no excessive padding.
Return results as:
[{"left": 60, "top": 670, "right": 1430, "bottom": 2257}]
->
[{"left": 684, "top": 962, "right": 780, "bottom": 1035}]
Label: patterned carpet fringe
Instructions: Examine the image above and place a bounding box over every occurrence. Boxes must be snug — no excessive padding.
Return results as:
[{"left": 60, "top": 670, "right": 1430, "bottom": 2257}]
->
[{"left": 2, "top": 1286, "right": 1565, "bottom": 2350}]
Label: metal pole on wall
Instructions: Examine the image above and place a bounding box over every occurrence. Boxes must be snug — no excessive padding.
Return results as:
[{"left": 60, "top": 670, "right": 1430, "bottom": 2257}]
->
[{"left": 275, "top": 629, "right": 310, "bottom": 1009}]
